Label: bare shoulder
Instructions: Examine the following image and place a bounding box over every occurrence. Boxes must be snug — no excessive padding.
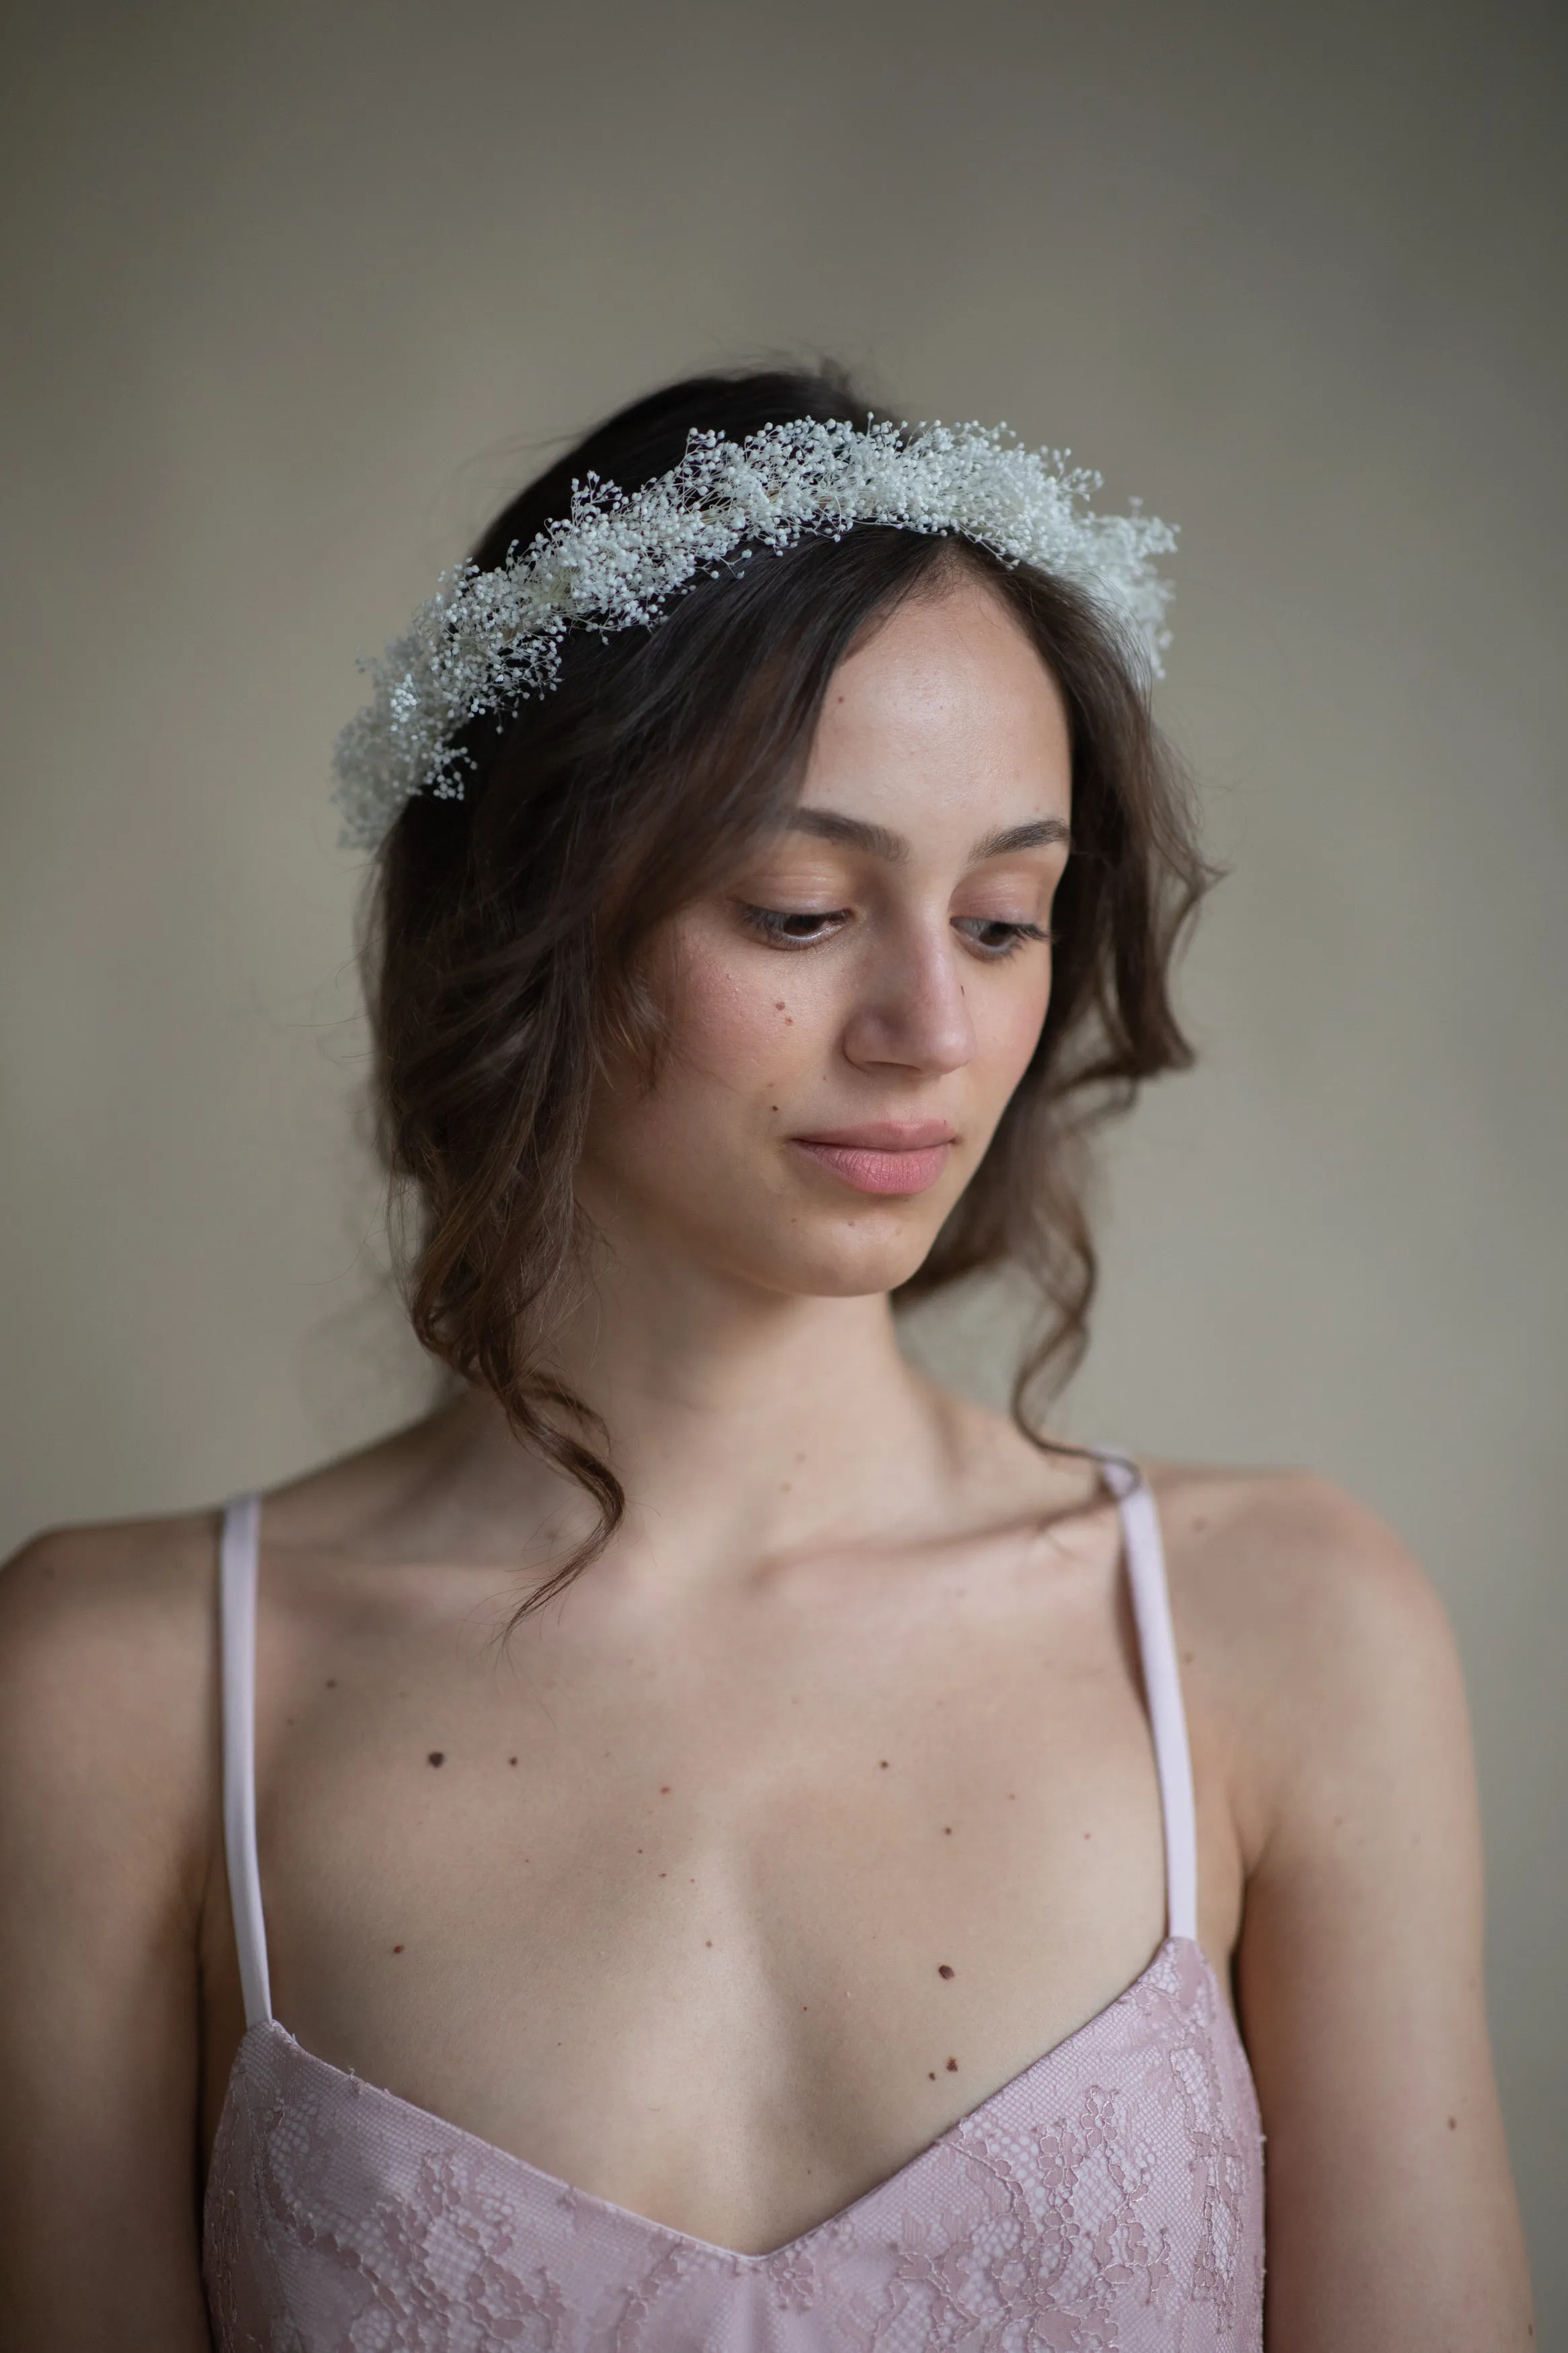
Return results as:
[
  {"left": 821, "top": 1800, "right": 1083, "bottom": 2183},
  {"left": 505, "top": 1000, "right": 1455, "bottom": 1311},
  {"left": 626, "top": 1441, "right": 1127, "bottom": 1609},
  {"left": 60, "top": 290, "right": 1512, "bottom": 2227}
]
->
[
  {"left": 1147, "top": 1466, "right": 1534, "bottom": 2338},
  {"left": 1143, "top": 1462, "right": 1466, "bottom": 1865},
  {"left": 1149, "top": 1459, "right": 1443, "bottom": 1636},
  {"left": 0, "top": 1505, "right": 218, "bottom": 1670},
  {"left": 0, "top": 1509, "right": 220, "bottom": 1885},
  {"left": 0, "top": 1513, "right": 238, "bottom": 2342}
]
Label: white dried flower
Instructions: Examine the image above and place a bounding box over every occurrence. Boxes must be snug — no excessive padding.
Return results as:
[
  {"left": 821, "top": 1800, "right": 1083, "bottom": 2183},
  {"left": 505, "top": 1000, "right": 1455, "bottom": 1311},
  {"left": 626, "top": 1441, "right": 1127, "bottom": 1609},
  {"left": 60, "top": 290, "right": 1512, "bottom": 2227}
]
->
[{"left": 331, "top": 417, "right": 1176, "bottom": 850}]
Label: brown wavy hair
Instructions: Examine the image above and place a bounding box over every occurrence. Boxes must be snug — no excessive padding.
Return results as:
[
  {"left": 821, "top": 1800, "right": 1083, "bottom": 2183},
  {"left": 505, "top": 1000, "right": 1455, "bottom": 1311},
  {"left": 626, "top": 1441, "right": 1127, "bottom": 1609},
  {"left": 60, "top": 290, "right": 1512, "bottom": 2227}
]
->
[{"left": 367, "top": 366, "right": 1210, "bottom": 1609}]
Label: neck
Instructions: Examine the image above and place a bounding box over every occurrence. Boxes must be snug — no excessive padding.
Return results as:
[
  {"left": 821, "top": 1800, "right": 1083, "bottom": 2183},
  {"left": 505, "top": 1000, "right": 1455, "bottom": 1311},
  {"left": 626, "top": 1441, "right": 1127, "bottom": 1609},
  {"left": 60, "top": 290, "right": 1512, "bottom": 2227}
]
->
[{"left": 429, "top": 1248, "right": 964, "bottom": 1593}]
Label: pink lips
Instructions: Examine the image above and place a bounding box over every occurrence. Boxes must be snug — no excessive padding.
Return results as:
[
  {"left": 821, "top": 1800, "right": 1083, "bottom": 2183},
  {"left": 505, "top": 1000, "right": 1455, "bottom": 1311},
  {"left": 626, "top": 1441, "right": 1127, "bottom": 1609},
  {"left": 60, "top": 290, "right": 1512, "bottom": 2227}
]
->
[{"left": 790, "top": 1121, "right": 957, "bottom": 1197}]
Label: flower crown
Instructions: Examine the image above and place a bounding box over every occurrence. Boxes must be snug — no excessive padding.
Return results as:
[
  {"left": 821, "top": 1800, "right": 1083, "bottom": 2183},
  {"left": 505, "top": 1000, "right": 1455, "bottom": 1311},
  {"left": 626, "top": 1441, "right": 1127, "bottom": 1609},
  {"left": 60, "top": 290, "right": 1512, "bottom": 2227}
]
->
[{"left": 331, "top": 416, "right": 1177, "bottom": 850}]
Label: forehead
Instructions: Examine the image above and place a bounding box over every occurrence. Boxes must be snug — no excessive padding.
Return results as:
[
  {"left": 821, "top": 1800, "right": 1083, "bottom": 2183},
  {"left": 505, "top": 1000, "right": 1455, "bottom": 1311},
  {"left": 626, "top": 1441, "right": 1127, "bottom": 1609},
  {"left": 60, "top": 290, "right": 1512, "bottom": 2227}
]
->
[{"left": 803, "top": 575, "right": 1072, "bottom": 831}]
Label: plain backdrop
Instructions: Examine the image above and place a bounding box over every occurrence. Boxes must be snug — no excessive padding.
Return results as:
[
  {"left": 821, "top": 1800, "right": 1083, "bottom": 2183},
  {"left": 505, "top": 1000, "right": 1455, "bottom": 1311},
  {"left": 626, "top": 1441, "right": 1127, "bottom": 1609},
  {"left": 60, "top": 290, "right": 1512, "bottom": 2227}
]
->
[{"left": 2, "top": 0, "right": 1564, "bottom": 2323}]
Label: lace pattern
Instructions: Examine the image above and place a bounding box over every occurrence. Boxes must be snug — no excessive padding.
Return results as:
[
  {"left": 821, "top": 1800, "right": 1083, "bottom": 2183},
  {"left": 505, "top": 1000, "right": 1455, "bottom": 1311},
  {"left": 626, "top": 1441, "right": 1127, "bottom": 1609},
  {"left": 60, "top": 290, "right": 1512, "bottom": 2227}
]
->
[{"left": 204, "top": 1936, "right": 1263, "bottom": 2352}]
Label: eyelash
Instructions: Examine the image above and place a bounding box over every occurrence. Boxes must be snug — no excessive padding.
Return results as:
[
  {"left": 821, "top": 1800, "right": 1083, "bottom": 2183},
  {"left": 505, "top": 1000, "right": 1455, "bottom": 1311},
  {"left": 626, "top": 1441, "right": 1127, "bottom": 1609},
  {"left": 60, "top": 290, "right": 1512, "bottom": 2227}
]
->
[{"left": 739, "top": 906, "right": 1053, "bottom": 961}]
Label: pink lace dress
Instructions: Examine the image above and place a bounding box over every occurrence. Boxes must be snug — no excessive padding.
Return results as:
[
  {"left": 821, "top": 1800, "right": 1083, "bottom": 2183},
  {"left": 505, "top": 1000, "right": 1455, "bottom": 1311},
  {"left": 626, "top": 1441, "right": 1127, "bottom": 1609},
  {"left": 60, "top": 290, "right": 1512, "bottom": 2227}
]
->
[{"left": 204, "top": 1467, "right": 1265, "bottom": 2351}]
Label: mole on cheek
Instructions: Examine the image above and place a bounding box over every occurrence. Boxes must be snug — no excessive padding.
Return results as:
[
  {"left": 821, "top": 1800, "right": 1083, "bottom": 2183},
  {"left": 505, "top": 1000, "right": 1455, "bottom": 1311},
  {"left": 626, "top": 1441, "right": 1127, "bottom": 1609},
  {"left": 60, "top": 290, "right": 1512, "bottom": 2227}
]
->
[
  {"left": 938, "top": 1964, "right": 955, "bottom": 1979},
  {"left": 427, "top": 1751, "right": 445, "bottom": 1767},
  {"left": 946, "top": 2057, "right": 958, "bottom": 2072}
]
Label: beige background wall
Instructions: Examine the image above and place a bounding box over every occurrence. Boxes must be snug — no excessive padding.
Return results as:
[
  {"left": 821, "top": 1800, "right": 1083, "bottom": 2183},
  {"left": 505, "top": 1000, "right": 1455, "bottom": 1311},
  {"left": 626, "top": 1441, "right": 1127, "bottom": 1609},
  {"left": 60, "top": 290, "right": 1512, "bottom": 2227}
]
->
[{"left": 3, "top": 0, "right": 1564, "bottom": 2320}]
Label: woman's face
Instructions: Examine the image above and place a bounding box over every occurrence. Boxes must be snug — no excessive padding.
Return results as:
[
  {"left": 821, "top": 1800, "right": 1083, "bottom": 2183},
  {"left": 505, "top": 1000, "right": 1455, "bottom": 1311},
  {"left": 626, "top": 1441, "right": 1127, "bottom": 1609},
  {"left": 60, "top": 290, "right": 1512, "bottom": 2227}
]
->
[{"left": 579, "top": 575, "right": 1073, "bottom": 1301}]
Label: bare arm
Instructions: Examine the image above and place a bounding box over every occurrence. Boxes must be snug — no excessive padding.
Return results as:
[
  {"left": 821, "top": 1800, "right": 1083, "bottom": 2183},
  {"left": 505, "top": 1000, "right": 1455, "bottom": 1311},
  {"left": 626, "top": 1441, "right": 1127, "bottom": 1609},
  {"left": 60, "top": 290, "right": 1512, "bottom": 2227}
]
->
[
  {"left": 1212, "top": 1478, "right": 1534, "bottom": 2349},
  {"left": 0, "top": 1522, "right": 216, "bottom": 2352}
]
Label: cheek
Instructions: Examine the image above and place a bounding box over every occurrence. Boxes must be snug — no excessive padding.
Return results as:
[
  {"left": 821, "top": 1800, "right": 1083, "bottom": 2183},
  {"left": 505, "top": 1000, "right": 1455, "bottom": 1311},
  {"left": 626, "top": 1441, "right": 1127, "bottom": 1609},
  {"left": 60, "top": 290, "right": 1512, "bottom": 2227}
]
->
[
  {"left": 675, "top": 947, "right": 782, "bottom": 1066},
  {"left": 647, "top": 934, "right": 821, "bottom": 1113},
  {"left": 982, "top": 956, "right": 1054, "bottom": 1094}
]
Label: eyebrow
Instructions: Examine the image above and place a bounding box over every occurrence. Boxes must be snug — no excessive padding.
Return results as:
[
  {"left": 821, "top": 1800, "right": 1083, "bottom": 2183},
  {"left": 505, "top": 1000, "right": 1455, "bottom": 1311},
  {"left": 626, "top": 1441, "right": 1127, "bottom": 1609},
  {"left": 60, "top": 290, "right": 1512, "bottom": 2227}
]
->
[{"left": 786, "top": 809, "right": 1071, "bottom": 863}]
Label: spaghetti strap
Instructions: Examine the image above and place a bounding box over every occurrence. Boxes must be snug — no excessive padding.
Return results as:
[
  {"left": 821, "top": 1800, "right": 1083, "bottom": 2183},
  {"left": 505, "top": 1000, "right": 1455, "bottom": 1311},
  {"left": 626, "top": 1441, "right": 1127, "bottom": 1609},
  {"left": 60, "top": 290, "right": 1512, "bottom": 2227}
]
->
[
  {"left": 1096, "top": 1454, "right": 1200, "bottom": 1943},
  {"left": 219, "top": 1494, "right": 273, "bottom": 2028}
]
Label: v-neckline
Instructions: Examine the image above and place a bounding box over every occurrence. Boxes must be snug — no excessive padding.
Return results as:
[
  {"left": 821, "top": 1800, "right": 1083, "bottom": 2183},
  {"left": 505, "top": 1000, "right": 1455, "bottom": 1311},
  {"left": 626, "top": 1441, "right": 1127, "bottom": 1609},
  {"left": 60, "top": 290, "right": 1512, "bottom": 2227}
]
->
[{"left": 225, "top": 1934, "right": 1205, "bottom": 2268}]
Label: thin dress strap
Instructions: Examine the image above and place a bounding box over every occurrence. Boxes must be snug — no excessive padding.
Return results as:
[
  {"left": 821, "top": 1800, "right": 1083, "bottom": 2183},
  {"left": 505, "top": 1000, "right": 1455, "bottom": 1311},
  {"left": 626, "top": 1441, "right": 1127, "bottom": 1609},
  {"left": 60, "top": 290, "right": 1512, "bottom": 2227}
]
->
[
  {"left": 219, "top": 1494, "right": 274, "bottom": 2027},
  {"left": 1097, "top": 1453, "right": 1200, "bottom": 1943}
]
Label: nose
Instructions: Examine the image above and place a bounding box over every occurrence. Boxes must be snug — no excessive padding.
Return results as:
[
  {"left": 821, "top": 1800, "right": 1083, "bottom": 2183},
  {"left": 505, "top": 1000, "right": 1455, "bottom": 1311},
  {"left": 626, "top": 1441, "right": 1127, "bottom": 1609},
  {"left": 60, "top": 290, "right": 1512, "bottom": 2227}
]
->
[{"left": 839, "top": 914, "right": 978, "bottom": 1080}]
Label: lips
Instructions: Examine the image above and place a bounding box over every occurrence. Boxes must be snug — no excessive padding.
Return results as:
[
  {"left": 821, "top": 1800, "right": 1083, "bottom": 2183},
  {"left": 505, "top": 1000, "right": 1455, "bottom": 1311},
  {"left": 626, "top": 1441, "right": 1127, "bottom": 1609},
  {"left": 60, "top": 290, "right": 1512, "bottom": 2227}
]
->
[{"left": 790, "top": 1121, "right": 957, "bottom": 1197}]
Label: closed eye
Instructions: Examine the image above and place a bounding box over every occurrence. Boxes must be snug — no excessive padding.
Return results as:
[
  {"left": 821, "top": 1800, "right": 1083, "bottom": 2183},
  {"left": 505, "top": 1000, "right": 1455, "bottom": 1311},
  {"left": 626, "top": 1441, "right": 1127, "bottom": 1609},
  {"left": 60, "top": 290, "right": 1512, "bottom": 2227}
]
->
[
  {"left": 953, "top": 918, "right": 1053, "bottom": 960},
  {"left": 739, "top": 906, "right": 1052, "bottom": 959},
  {"left": 739, "top": 906, "right": 850, "bottom": 947}
]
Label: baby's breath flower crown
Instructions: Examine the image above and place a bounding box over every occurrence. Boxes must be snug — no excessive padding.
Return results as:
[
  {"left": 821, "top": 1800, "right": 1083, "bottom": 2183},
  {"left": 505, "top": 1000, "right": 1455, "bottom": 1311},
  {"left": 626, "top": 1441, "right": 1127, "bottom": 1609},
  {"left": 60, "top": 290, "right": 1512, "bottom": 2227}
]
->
[{"left": 331, "top": 416, "right": 1177, "bottom": 851}]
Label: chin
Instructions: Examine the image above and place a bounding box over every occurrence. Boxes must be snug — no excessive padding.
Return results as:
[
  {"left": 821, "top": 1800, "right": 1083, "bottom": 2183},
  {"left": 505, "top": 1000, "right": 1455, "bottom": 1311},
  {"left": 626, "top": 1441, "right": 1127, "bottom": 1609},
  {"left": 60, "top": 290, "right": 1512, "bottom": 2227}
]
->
[{"left": 741, "top": 1216, "right": 945, "bottom": 1302}]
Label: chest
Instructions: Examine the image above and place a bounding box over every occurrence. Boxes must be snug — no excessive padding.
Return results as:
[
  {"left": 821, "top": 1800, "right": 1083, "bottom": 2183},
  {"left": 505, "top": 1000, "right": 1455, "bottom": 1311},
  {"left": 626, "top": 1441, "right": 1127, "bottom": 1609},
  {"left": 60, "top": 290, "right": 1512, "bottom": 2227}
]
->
[{"left": 203, "top": 1537, "right": 1234, "bottom": 2254}]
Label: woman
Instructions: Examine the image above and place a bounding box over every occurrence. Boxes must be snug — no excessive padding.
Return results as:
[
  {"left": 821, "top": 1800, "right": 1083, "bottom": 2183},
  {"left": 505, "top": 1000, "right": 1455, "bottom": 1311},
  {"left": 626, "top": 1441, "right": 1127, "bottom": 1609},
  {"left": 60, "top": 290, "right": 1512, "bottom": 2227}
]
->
[{"left": 0, "top": 368, "right": 1532, "bottom": 2349}]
